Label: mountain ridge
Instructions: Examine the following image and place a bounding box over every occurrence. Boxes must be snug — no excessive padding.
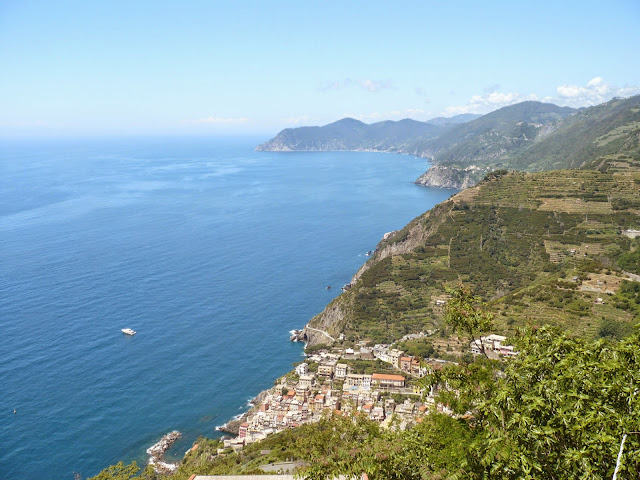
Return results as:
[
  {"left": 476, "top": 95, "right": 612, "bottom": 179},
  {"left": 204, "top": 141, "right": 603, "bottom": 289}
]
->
[{"left": 257, "top": 96, "right": 640, "bottom": 189}]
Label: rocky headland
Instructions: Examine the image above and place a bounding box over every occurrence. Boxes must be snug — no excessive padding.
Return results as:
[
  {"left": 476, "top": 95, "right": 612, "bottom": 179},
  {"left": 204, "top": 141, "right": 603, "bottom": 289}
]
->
[{"left": 414, "top": 165, "right": 488, "bottom": 189}]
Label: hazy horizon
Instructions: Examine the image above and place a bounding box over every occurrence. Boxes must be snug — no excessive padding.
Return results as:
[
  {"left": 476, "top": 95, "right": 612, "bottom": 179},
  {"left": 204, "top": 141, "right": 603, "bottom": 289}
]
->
[{"left": 1, "top": 0, "right": 639, "bottom": 136}]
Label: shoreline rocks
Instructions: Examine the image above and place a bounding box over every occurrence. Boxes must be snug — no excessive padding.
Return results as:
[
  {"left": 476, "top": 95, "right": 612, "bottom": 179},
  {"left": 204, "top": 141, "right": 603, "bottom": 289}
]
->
[
  {"left": 146, "top": 430, "right": 182, "bottom": 474},
  {"left": 289, "top": 329, "right": 306, "bottom": 342}
]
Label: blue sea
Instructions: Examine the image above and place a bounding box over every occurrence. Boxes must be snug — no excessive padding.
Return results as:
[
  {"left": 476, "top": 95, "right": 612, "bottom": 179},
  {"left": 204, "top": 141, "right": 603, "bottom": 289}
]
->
[{"left": 0, "top": 136, "right": 456, "bottom": 479}]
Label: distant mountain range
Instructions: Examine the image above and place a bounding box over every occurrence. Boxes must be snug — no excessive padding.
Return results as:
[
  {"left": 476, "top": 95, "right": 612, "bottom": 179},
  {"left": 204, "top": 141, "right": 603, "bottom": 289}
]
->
[
  {"left": 257, "top": 96, "right": 640, "bottom": 188},
  {"left": 255, "top": 114, "right": 481, "bottom": 154},
  {"left": 255, "top": 117, "right": 445, "bottom": 153}
]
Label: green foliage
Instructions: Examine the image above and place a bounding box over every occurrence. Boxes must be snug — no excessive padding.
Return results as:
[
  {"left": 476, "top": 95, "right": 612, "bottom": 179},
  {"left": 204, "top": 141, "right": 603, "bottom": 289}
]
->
[
  {"left": 465, "top": 326, "right": 640, "bottom": 479},
  {"left": 342, "top": 358, "right": 396, "bottom": 375},
  {"left": 398, "top": 338, "right": 435, "bottom": 359},
  {"left": 616, "top": 241, "right": 640, "bottom": 274},
  {"left": 423, "top": 356, "right": 500, "bottom": 415},
  {"left": 294, "top": 413, "right": 474, "bottom": 480},
  {"left": 304, "top": 343, "right": 331, "bottom": 354},
  {"left": 598, "top": 318, "right": 633, "bottom": 339},
  {"left": 88, "top": 461, "right": 157, "bottom": 480},
  {"left": 444, "top": 285, "right": 494, "bottom": 356},
  {"left": 612, "top": 280, "right": 640, "bottom": 318}
]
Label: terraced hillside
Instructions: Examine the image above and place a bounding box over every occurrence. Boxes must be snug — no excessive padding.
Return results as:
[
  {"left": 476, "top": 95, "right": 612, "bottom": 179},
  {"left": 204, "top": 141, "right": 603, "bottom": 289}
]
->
[{"left": 305, "top": 162, "right": 640, "bottom": 348}]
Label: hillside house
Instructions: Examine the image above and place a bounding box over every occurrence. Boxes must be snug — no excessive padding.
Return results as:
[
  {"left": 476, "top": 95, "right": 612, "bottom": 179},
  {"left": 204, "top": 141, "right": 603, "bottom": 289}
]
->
[
  {"left": 317, "top": 362, "right": 336, "bottom": 378},
  {"left": 344, "top": 373, "right": 372, "bottom": 390},
  {"left": 371, "top": 373, "right": 405, "bottom": 390},
  {"left": 400, "top": 356, "right": 413, "bottom": 371},
  {"left": 335, "top": 363, "right": 348, "bottom": 378}
]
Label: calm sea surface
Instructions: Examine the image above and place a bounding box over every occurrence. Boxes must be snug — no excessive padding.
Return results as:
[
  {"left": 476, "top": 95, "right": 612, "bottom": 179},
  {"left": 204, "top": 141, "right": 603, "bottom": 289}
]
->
[{"left": 0, "top": 136, "right": 456, "bottom": 479}]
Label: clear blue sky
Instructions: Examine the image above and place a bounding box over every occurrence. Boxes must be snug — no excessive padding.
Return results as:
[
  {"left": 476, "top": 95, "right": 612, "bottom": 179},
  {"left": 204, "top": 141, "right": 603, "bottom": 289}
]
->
[{"left": 1, "top": 0, "right": 639, "bottom": 136}]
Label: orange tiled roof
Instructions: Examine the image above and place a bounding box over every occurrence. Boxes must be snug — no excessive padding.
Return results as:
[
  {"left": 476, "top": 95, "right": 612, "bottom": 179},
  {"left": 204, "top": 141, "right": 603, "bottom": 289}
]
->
[{"left": 372, "top": 373, "right": 405, "bottom": 381}]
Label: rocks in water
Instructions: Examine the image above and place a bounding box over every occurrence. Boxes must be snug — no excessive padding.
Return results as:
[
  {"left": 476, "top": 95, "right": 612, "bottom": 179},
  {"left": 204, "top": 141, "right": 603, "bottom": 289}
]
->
[
  {"left": 290, "top": 329, "right": 305, "bottom": 342},
  {"left": 146, "top": 431, "right": 182, "bottom": 474}
]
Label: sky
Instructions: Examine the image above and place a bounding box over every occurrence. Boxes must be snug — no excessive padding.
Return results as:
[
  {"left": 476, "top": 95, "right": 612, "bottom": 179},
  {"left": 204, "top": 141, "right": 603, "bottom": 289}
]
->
[{"left": 1, "top": 0, "right": 639, "bottom": 136}]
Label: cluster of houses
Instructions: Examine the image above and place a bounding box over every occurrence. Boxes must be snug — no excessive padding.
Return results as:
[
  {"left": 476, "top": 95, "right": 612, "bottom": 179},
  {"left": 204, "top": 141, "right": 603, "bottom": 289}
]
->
[
  {"left": 222, "top": 344, "right": 435, "bottom": 450},
  {"left": 227, "top": 371, "right": 432, "bottom": 450},
  {"left": 222, "top": 332, "right": 517, "bottom": 451},
  {"left": 470, "top": 334, "right": 518, "bottom": 358}
]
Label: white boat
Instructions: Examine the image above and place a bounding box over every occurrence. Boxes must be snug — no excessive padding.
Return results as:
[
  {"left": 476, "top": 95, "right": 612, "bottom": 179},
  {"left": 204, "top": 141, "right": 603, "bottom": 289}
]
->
[{"left": 121, "top": 328, "right": 136, "bottom": 336}]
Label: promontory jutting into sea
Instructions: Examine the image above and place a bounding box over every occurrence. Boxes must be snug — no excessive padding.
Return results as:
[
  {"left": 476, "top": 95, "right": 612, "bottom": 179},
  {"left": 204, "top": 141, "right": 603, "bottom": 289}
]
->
[{"left": 0, "top": 136, "right": 455, "bottom": 479}]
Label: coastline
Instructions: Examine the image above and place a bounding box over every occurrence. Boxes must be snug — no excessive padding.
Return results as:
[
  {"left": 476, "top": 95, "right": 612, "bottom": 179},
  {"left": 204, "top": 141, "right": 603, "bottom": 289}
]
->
[
  {"left": 206, "top": 148, "right": 433, "bottom": 438},
  {"left": 200, "top": 149, "right": 456, "bottom": 442},
  {"left": 217, "top": 388, "right": 271, "bottom": 436},
  {"left": 256, "top": 146, "right": 481, "bottom": 189},
  {"left": 256, "top": 145, "right": 434, "bottom": 161},
  {"left": 128, "top": 147, "right": 460, "bottom": 474}
]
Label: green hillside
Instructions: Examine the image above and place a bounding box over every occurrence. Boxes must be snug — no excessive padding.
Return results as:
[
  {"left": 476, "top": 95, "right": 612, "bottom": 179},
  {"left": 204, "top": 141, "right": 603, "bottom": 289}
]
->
[
  {"left": 432, "top": 96, "right": 640, "bottom": 172},
  {"left": 418, "top": 101, "right": 576, "bottom": 166},
  {"left": 508, "top": 95, "right": 640, "bottom": 171},
  {"left": 307, "top": 161, "right": 640, "bottom": 348}
]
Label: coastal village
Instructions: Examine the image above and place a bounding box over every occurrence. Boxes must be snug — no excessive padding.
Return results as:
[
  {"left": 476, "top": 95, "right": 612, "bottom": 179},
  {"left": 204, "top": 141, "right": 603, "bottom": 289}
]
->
[{"left": 221, "top": 332, "right": 517, "bottom": 451}]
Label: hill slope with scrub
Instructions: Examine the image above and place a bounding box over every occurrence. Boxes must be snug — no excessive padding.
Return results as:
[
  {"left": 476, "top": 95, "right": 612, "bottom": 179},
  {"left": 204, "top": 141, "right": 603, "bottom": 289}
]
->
[{"left": 305, "top": 161, "right": 640, "bottom": 348}]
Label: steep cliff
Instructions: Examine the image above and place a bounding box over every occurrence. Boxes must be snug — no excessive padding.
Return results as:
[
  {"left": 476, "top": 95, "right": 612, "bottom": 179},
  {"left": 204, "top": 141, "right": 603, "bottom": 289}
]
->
[{"left": 414, "top": 165, "right": 488, "bottom": 189}]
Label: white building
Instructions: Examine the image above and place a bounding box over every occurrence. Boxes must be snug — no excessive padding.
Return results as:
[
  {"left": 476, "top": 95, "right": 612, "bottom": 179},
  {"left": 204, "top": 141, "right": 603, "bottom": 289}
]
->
[
  {"left": 298, "top": 375, "right": 314, "bottom": 389},
  {"left": 344, "top": 374, "right": 372, "bottom": 390},
  {"left": 335, "top": 363, "right": 348, "bottom": 378},
  {"left": 471, "top": 334, "right": 517, "bottom": 357},
  {"left": 295, "top": 363, "right": 309, "bottom": 376}
]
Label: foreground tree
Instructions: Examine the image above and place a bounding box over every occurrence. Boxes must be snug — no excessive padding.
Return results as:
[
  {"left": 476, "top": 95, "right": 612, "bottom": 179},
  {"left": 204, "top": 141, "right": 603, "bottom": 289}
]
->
[
  {"left": 87, "top": 461, "right": 157, "bottom": 480},
  {"left": 444, "top": 285, "right": 494, "bottom": 358},
  {"left": 463, "top": 326, "right": 640, "bottom": 479},
  {"left": 294, "top": 413, "right": 475, "bottom": 480}
]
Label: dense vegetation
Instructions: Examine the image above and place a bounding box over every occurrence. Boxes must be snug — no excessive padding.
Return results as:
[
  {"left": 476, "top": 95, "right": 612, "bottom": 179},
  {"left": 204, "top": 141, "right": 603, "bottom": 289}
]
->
[
  {"left": 310, "top": 163, "right": 640, "bottom": 346},
  {"left": 420, "top": 101, "right": 576, "bottom": 167}
]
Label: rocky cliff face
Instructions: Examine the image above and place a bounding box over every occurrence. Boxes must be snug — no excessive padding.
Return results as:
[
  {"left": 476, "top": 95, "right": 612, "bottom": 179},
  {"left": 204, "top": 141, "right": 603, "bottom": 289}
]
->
[
  {"left": 303, "top": 301, "right": 347, "bottom": 346},
  {"left": 415, "top": 165, "right": 487, "bottom": 189},
  {"left": 303, "top": 202, "right": 457, "bottom": 347}
]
